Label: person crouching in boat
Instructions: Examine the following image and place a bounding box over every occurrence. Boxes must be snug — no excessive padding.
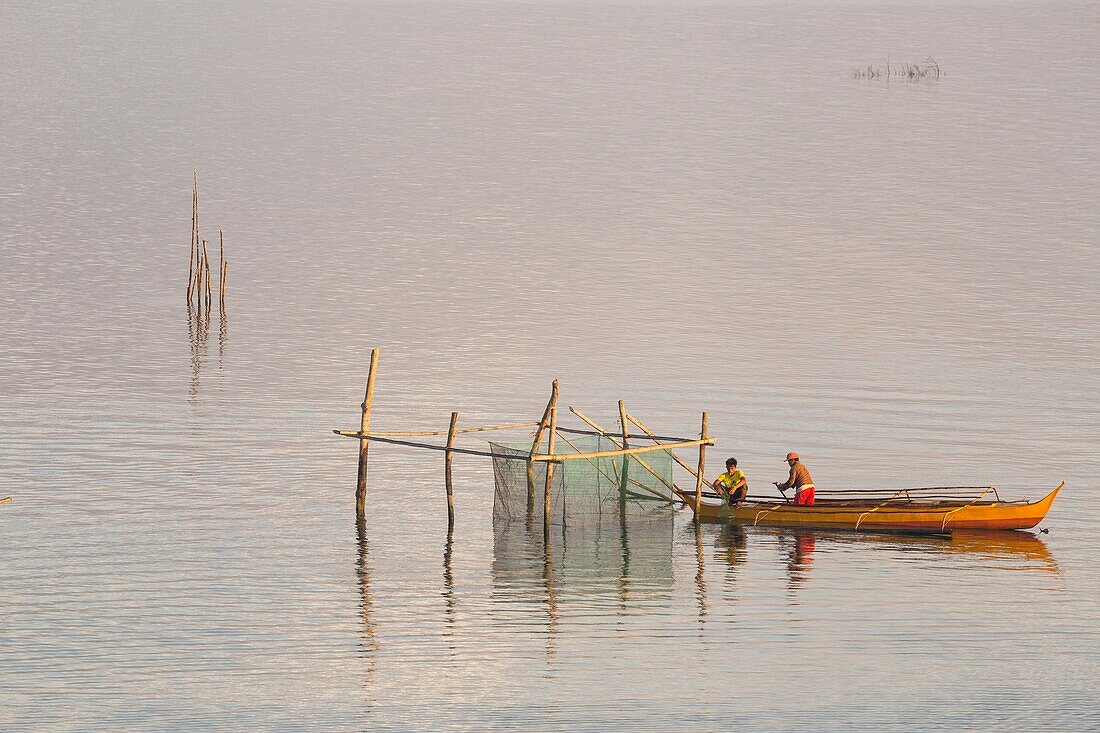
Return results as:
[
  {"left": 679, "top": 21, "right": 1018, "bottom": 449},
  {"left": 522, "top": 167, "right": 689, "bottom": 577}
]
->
[
  {"left": 713, "top": 457, "right": 748, "bottom": 506},
  {"left": 775, "top": 452, "right": 815, "bottom": 506}
]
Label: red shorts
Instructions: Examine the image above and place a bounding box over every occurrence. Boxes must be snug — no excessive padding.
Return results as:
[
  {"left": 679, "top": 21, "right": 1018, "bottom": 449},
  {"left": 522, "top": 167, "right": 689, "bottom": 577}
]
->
[{"left": 794, "top": 487, "right": 815, "bottom": 506}]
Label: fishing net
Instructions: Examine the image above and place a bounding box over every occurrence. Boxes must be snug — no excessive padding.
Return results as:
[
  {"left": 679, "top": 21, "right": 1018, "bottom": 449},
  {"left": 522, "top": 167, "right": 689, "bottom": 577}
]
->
[{"left": 489, "top": 435, "right": 677, "bottom": 525}]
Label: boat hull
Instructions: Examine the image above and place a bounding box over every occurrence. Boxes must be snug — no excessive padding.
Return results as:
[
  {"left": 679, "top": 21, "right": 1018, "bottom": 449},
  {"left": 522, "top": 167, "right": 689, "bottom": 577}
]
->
[{"left": 676, "top": 484, "right": 1062, "bottom": 533}]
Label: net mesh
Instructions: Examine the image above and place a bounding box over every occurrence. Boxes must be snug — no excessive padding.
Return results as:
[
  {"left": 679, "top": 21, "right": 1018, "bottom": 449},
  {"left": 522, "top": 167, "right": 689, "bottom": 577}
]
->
[{"left": 490, "top": 435, "right": 676, "bottom": 525}]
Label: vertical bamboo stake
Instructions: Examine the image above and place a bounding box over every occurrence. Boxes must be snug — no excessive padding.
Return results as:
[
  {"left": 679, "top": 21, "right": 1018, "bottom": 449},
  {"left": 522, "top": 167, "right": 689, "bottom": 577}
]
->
[
  {"left": 355, "top": 348, "right": 380, "bottom": 517},
  {"left": 195, "top": 242, "right": 205, "bottom": 316},
  {"left": 192, "top": 171, "right": 201, "bottom": 305},
  {"left": 527, "top": 380, "right": 559, "bottom": 514},
  {"left": 188, "top": 173, "right": 197, "bottom": 300},
  {"left": 445, "top": 411, "right": 458, "bottom": 530},
  {"left": 544, "top": 406, "right": 557, "bottom": 525},
  {"left": 218, "top": 230, "right": 225, "bottom": 311},
  {"left": 202, "top": 238, "right": 212, "bottom": 310},
  {"left": 694, "top": 411, "right": 708, "bottom": 517},
  {"left": 618, "top": 400, "right": 629, "bottom": 505}
]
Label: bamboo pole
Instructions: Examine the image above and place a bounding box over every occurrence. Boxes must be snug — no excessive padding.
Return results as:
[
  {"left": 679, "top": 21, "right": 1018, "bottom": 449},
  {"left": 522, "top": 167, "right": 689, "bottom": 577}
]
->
[
  {"left": 627, "top": 413, "right": 707, "bottom": 484},
  {"left": 617, "top": 400, "right": 629, "bottom": 504},
  {"left": 218, "top": 230, "right": 226, "bottom": 310},
  {"left": 188, "top": 172, "right": 197, "bottom": 300},
  {"left": 527, "top": 380, "right": 559, "bottom": 501},
  {"left": 355, "top": 348, "right": 380, "bottom": 516},
  {"left": 192, "top": 171, "right": 201, "bottom": 305},
  {"left": 544, "top": 407, "right": 557, "bottom": 524},
  {"left": 0, "top": 496, "right": 11, "bottom": 505},
  {"left": 195, "top": 242, "right": 205, "bottom": 315},
  {"left": 445, "top": 411, "right": 458, "bottom": 530},
  {"left": 532, "top": 436, "right": 713, "bottom": 463},
  {"left": 334, "top": 421, "right": 539, "bottom": 439},
  {"left": 202, "top": 238, "right": 212, "bottom": 309},
  {"left": 567, "top": 407, "right": 680, "bottom": 492},
  {"left": 694, "top": 412, "right": 708, "bottom": 517}
]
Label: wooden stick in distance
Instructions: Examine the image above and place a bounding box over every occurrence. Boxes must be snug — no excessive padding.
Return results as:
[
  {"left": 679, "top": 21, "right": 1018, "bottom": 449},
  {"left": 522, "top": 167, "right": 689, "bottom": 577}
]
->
[{"left": 356, "top": 348, "right": 380, "bottom": 516}]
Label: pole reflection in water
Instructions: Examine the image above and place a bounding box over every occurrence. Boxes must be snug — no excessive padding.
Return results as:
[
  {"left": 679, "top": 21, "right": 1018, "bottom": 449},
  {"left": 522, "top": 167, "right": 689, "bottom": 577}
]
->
[
  {"left": 355, "top": 515, "right": 378, "bottom": 702},
  {"left": 492, "top": 511, "right": 675, "bottom": 652},
  {"left": 442, "top": 529, "right": 458, "bottom": 659},
  {"left": 694, "top": 520, "right": 708, "bottom": 624}
]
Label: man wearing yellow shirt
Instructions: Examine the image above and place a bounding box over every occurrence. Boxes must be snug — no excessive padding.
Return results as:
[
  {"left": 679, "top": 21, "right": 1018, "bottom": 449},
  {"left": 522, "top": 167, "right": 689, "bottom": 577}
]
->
[{"left": 713, "top": 457, "right": 748, "bottom": 506}]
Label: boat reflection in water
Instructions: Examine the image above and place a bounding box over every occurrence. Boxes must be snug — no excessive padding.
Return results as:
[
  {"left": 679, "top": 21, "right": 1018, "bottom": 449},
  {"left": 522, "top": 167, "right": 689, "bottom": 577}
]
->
[{"left": 711, "top": 523, "right": 1060, "bottom": 580}]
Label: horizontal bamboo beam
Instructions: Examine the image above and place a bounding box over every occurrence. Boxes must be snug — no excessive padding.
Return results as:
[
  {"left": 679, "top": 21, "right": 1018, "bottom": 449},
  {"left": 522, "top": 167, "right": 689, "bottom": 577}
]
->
[
  {"left": 334, "top": 421, "right": 539, "bottom": 439},
  {"left": 568, "top": 406, "right": 680, "bottom": 493},
  {"left": 627, "top": 413, "right": 707, "bottom": 483},
  {"left": 532, "top": 437, "right": 714, "bottom": 463}
]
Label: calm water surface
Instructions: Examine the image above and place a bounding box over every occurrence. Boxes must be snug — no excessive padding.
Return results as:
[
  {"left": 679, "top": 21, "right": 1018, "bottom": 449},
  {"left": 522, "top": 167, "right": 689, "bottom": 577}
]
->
[{"left": 2, "top": 1, "right": 1099, "bottom": 731}]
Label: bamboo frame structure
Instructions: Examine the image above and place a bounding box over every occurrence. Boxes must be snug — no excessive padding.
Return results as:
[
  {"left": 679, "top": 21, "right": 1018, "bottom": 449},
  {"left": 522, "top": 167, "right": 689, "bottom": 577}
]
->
[{"left": 335, "top": 352, "right": 717, "bottom": 525}]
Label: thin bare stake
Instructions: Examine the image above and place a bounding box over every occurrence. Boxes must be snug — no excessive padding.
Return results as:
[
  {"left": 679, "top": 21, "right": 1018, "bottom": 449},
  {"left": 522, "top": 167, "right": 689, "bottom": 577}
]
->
[
  {"left": 218, "top": 230, "right": 225, "bottom": 311},
  {"left": 188, "top": 172, "right": 197, "bottom": 300},
  {"left": 0, "top": 496, "right": 12, "bottom": 505},
  {"left": 202, "top": 238, "right": 212, "bottom": 309},
  {"left": 356, "top": 348, "right": 380, "bottom": 516},
  {"left": 195, "top": 243, "right": 205, "bottom": 315},
  {"left": 445, "top": 411, "right": 458, "bottom": 530}
]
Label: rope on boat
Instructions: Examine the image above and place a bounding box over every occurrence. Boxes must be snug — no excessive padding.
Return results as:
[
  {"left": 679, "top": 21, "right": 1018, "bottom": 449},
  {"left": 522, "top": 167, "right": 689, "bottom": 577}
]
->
[
  {"left": 854, "top": 490, "right": 911, "bottom": 531},
  {"left": 940, "top": 487, "right": 995, "bottom": 531}
]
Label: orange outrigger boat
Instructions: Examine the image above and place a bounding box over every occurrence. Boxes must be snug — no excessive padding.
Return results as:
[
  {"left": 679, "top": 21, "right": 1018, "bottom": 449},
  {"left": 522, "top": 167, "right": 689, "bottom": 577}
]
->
[{"left": 675, "top": 483, "right": 1063, "bottom": 535}]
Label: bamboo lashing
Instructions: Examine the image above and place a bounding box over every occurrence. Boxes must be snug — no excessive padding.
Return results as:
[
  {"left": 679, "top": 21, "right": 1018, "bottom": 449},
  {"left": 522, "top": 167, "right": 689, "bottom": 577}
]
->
[
  {"left": 532, "top": 436, "right": 713, "bottom": 462},
  {"left": 694, "top": 412, "right": 708, "bottom": 515},
  {"left": 567, "top": 407, "right": 680, "bottom": 492},
  {"left": 445, "top": 411, "right": 458, "bottom": 530},
  {"left": 355, "top": 348, "right": 380, "bottom": 516}
]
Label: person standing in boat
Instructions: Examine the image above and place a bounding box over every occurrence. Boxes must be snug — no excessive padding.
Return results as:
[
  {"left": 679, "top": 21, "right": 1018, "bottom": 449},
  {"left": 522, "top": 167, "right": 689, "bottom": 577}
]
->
[
  {"left": 713, "top": 457, "right": 748, "bottom": 506},
  {"left": 776, "top": 452, "right": 815, "bottom": 506}
]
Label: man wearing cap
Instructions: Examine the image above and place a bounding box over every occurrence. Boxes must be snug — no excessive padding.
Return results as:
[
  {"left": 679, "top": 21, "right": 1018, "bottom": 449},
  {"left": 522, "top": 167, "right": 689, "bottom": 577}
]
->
[{"left": 776, "top": 452, "right": 815, "bottom": 506}]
